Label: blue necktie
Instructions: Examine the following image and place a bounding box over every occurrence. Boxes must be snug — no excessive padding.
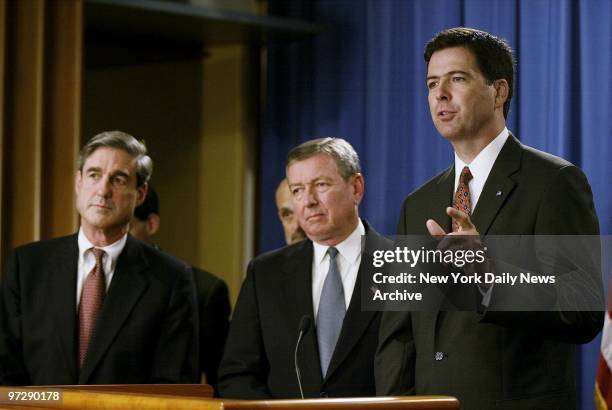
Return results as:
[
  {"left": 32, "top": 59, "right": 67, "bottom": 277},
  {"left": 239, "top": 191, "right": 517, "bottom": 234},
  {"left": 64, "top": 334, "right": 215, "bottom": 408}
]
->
[{"left": 317, "top": 247, "right": 346, "bottom": 377}]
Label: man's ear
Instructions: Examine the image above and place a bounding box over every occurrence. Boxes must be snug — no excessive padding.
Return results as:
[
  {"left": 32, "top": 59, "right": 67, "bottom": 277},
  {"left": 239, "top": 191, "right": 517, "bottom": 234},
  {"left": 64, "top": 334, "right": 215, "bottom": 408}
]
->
[
  {"left": 494, "top": 79, "right": 509, "bottom": 109},
  {"left": 75, "top": 171, "right": 82, "bottom": 195},
  {"left": 136, "top": 182, "right": 148, "bottom": 207},
  {"left": 352, "top": 173, "right": 365, "bottom": 205},
  {"left": 146, "top": 213, "right": 160, "bottom": 237}
]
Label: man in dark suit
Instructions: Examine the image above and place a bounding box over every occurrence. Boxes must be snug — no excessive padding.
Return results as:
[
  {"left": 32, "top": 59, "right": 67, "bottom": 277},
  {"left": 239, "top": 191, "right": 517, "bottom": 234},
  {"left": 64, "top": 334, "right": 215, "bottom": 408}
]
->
[
  {"left": 0, "top": 131, "right": 199, "bottom": 385},
  {"left": 219, "top": 138, "right": 385, "bottom": 399},
  {"left": 375, "top": 28, "right": 603, "bottom": 409},
  {"left": 130, "top": 184, "right": 231, "bottom": 392}
]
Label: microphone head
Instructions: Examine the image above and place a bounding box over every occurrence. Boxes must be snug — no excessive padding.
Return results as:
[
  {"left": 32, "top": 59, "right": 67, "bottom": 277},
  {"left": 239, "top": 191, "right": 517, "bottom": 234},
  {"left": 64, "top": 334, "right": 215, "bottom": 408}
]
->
[{"left": 298, "top": 315, "right": 312, "bottom": 333}]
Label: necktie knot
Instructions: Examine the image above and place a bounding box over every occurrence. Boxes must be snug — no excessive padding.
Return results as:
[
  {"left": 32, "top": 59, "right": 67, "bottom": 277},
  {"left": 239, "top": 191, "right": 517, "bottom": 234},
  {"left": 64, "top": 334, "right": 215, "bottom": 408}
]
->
[
  {"left": 91, "top": 248, "right": 105, "bottom": 267},
  {"left": 460, "top": 166, "right": 473, "bottom": 184},
  {"left": 327, "top": 247, "right": 339, "bottom": 260}
]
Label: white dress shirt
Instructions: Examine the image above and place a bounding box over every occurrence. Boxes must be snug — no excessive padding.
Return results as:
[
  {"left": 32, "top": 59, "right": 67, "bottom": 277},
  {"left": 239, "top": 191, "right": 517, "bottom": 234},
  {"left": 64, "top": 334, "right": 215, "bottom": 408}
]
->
[
  {"left": 453, "top": 128, "right": 510, "bottom": 306},
  {"left": 76, "top": 228, "right": 127, "bottom": 307},
  {"left": 311, "top": 219, "right": 365, "bottom": 318},
  {"left": 453, "top": 127, "right": 509, "bottom": 212}
]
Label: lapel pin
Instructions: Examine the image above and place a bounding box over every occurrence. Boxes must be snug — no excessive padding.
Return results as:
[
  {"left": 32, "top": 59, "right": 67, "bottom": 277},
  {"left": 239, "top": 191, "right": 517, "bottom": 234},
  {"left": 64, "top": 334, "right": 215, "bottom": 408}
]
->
[{"left": 496, "top": 190, "right": 503, "bottom": 197}]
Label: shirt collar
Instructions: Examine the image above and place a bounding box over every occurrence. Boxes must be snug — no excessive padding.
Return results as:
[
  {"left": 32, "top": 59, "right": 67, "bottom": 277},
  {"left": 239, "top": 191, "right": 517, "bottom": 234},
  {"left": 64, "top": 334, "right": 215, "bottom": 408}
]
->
[
  {"left": 312, "top": 219, "right": 365, "bottom": 266},
  {"left": 454, "top": 127, "right": 509, "bottom": 187},
  {"left": 78, "top": 227, "right": 128, "bottom": 270}
]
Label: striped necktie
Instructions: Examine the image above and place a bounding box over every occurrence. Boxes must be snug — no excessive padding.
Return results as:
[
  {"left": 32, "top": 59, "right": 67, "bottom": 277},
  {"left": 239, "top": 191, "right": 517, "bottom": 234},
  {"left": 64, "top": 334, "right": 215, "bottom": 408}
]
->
[{"left": 78, "top": 248, "right": 106, "bottom": 368}]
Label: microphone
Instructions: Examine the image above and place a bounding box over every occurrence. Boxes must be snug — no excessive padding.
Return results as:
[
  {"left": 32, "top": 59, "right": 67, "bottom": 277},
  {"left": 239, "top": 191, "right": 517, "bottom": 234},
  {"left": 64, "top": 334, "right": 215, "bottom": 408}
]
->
[{"left": 294, "top": 315, "right": 311, "bottom": 399}]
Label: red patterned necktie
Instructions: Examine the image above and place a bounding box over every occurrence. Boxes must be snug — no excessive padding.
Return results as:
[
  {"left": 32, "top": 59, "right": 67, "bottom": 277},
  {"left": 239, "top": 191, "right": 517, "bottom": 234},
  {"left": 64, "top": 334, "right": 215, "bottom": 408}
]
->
[
  {"left": 78, "top": 248, "right": 106, "bottom": 368},
  {"left": 453, "top": 166, "right": 473, "bottom": 232}
]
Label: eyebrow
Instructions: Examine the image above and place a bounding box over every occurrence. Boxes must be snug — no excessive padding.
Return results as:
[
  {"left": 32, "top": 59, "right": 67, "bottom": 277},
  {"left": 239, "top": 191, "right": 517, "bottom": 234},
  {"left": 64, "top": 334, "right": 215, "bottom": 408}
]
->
[
  {"left": 83, "top": 167, "right": 130, "bottom": 179},
  {"left": 84, "top": 166, "right": 102, "bottom": 174},
  {"left": 426, "top": 70, "right": 471, "bottom": 81},
  {"left": 289, "top": 176, "right": 333, "bottom": 186},
  {"left": 110, "top": 170, "right": 130, "bottom": 179}
]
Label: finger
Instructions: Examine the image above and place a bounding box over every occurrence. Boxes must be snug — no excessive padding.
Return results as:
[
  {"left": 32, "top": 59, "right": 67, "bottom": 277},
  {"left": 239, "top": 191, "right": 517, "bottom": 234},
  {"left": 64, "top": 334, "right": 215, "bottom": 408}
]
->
[
  {"left": 446, "top": 207, "right": 474, "bottom": 231},
  {"left": 426, "top": 219, "right": 447, "bottom": 239}
]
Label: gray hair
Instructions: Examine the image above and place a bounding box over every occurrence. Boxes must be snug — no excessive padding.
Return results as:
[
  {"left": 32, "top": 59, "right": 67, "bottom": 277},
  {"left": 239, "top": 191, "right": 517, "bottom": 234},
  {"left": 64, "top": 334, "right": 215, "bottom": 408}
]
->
[
  {"left": 78, "top": 130, "right": 153, "bottom": 187},
  {"left": 286, "top": 137, "right": 361, "bottom": 181}
]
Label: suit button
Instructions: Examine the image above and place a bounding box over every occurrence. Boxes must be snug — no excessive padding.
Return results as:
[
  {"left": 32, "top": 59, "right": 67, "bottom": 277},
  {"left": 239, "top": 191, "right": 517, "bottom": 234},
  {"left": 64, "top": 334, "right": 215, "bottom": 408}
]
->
[
  {"left": 320, "top": 392, "right": 328, "bottom": 398},
  {"left": 435, "top": 351, "right": 444, "bottom": 361}
]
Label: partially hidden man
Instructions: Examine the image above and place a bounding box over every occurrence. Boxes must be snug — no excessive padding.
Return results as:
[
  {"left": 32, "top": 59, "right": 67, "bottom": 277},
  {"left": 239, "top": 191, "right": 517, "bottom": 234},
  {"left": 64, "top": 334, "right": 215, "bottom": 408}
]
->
[
  {"left": 130, "top": 184, "right": 231, "bottom": 392},
  {"left": 219, "top": 138, "right": 387, "bottom": 398},
  {"left": 275, "top": 178, "right": 307, "bottom": 246},
  {"left": 0, "top": 131, "right": 199, "bottom": 385},
  {"left": 375, "top": 28, "right": 603, "bottom": 409}
]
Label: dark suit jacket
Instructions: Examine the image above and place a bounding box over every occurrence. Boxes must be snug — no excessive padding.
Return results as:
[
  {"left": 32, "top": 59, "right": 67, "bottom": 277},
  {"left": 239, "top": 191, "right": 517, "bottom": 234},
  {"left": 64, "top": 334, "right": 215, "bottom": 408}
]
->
[
  {"left": 376, "top": 135, "right": 603, "bottom": 409},
  {"left": 193, "top": 267, "right": 230, "bottom": 394},
  {"left": 0, "top": 234, "right": 199, "bottom": 385},
  {"left": 219, "top": 222, "right": 387, "bottom": 399}
]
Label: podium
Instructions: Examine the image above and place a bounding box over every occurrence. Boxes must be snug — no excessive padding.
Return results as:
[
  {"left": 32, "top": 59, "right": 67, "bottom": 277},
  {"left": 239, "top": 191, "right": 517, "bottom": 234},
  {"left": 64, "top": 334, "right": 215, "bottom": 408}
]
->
[{"left": 0, "top": 385, "right": 459, "bottom": 410}]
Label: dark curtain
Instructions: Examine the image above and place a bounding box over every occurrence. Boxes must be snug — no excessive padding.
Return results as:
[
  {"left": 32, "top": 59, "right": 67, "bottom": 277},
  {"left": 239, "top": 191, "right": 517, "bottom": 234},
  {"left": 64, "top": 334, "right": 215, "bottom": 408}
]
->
[{"left": 260, "top": 1, "right": 612, "bottom": 408}]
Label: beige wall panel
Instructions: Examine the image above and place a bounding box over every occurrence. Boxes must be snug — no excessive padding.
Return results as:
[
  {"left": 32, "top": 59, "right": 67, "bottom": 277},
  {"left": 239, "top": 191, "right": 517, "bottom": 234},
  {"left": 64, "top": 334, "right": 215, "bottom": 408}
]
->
[
  {"left": 83, "top": 60, "right": 205, "bottom": 263},
  {"left": 199, "top": 45, "right": 255, "bottom": 305},
  {"left": 4, "top": 0, "right": 44, "bottom": 254},
  {"left": 0, "top": 0, "right": 6, "bottom": 265},
  {"left": 43, "top": 0, "right": 82, "bottom": 238},
  {"left": 83, "top": 45, "right": 257, "bottom": 306}
]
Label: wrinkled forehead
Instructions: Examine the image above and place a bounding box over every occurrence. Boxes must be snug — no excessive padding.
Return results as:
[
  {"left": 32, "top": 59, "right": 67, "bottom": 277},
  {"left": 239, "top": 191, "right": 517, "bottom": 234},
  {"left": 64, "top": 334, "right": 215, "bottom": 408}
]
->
[
  {"left": 82, "top": 146, "right": 137, "bottom": 173},
  {"left": 287, "top": 153, "right": 340, "bottom": 180}
]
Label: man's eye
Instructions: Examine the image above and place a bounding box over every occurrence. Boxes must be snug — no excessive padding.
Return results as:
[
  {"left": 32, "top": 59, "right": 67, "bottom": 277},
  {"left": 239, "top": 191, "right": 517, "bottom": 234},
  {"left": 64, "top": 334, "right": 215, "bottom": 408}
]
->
[
  {"left": 112, "top": 176, "right": 128, "bottom": 186},
  {"left": 452, "top": 76, "right": 465, "bottom": 82},
  {"left": 88, "top": 173, "right": 100, "bottom": 180},
  {"left": 427, "top": 81, "right": 438, "bottom": 90}
]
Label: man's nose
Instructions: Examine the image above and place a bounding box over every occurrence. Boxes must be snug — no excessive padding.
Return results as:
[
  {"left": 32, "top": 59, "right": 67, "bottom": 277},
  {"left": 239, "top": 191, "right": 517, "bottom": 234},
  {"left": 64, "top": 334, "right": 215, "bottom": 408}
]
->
[
  {"left": 435, "top": 79, "right": 450, "bottom": 101},
  {"left": 303, "top": 187, "right": 318, "bottom": 206},
  {"left": 96, "top": 176, "right": 112, "bottom": 196}
]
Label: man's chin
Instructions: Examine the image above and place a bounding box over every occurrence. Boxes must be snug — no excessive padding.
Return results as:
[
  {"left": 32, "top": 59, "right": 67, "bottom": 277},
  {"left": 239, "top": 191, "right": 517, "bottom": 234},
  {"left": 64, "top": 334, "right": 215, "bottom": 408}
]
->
[
  {"left": 83, "top": 214, "right": 120, "bottom": 230},
  {"left": 436, "top": 129, "right": 458, "bottom": 140},
  {"left": 303, "top": 226, "right": 332, "bottom": 242}
]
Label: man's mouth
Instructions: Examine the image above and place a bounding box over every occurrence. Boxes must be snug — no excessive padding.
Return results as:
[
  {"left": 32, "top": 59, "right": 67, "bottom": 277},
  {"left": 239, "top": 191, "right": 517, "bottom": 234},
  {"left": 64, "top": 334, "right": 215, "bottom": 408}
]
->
[
  {"left": 90, "top": 203, "right": 112, "bottom": 210},
  {"left": 306, "top": 213, "right": 325, "bottom": 221},
  {"left": 438, "top": 109, "right": 457, "bottom": 119}
]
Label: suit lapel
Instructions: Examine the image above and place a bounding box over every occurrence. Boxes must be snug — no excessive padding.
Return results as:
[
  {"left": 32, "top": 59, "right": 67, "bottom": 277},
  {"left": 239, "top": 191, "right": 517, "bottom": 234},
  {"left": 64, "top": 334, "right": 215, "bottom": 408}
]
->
[
  {"left": 324, "top": 266, "right": 376, "bottom": 382},
  {"left": 324, "top": 224, "right": 381, "bottom": 382},
  {"left": 78, "top": 236, "right": 149, "bottom": 383},
  {"left": 471, "top": 135, "right": 521, "bottom": 234},
  {"left": 436, "top": 136, "right": 522, "bottom": 327},
  {"left": 280, "top": 241, "right": 323, "bottom": 390},
  {"left": 47, "top": 235, "right": 79, "bottom": 382},
  {"left": 433, "top": 166, "right": 455, "bottom": 233}
]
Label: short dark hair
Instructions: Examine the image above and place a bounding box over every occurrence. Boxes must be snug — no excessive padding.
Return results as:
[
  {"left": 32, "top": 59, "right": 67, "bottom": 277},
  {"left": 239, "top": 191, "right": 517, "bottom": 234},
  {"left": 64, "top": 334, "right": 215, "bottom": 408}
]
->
[
  {"left": 134, "top": 183, "right": 159, "bottom": 221},
  {"left": 78, "top": 130, "right": 153, "bottom": 187},
  {"left": 424, "top": 27, "right": 515, "bottom": 119},
  {"left": 286, "top": 137, "right": 361, "bottom": 181}
]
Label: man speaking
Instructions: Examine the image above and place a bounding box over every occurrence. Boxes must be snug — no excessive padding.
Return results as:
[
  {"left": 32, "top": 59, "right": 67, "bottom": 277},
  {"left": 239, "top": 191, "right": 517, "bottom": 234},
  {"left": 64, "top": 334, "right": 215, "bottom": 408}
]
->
[{"left": 375, "top": 28, "right": 603, "bottom": 409}]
